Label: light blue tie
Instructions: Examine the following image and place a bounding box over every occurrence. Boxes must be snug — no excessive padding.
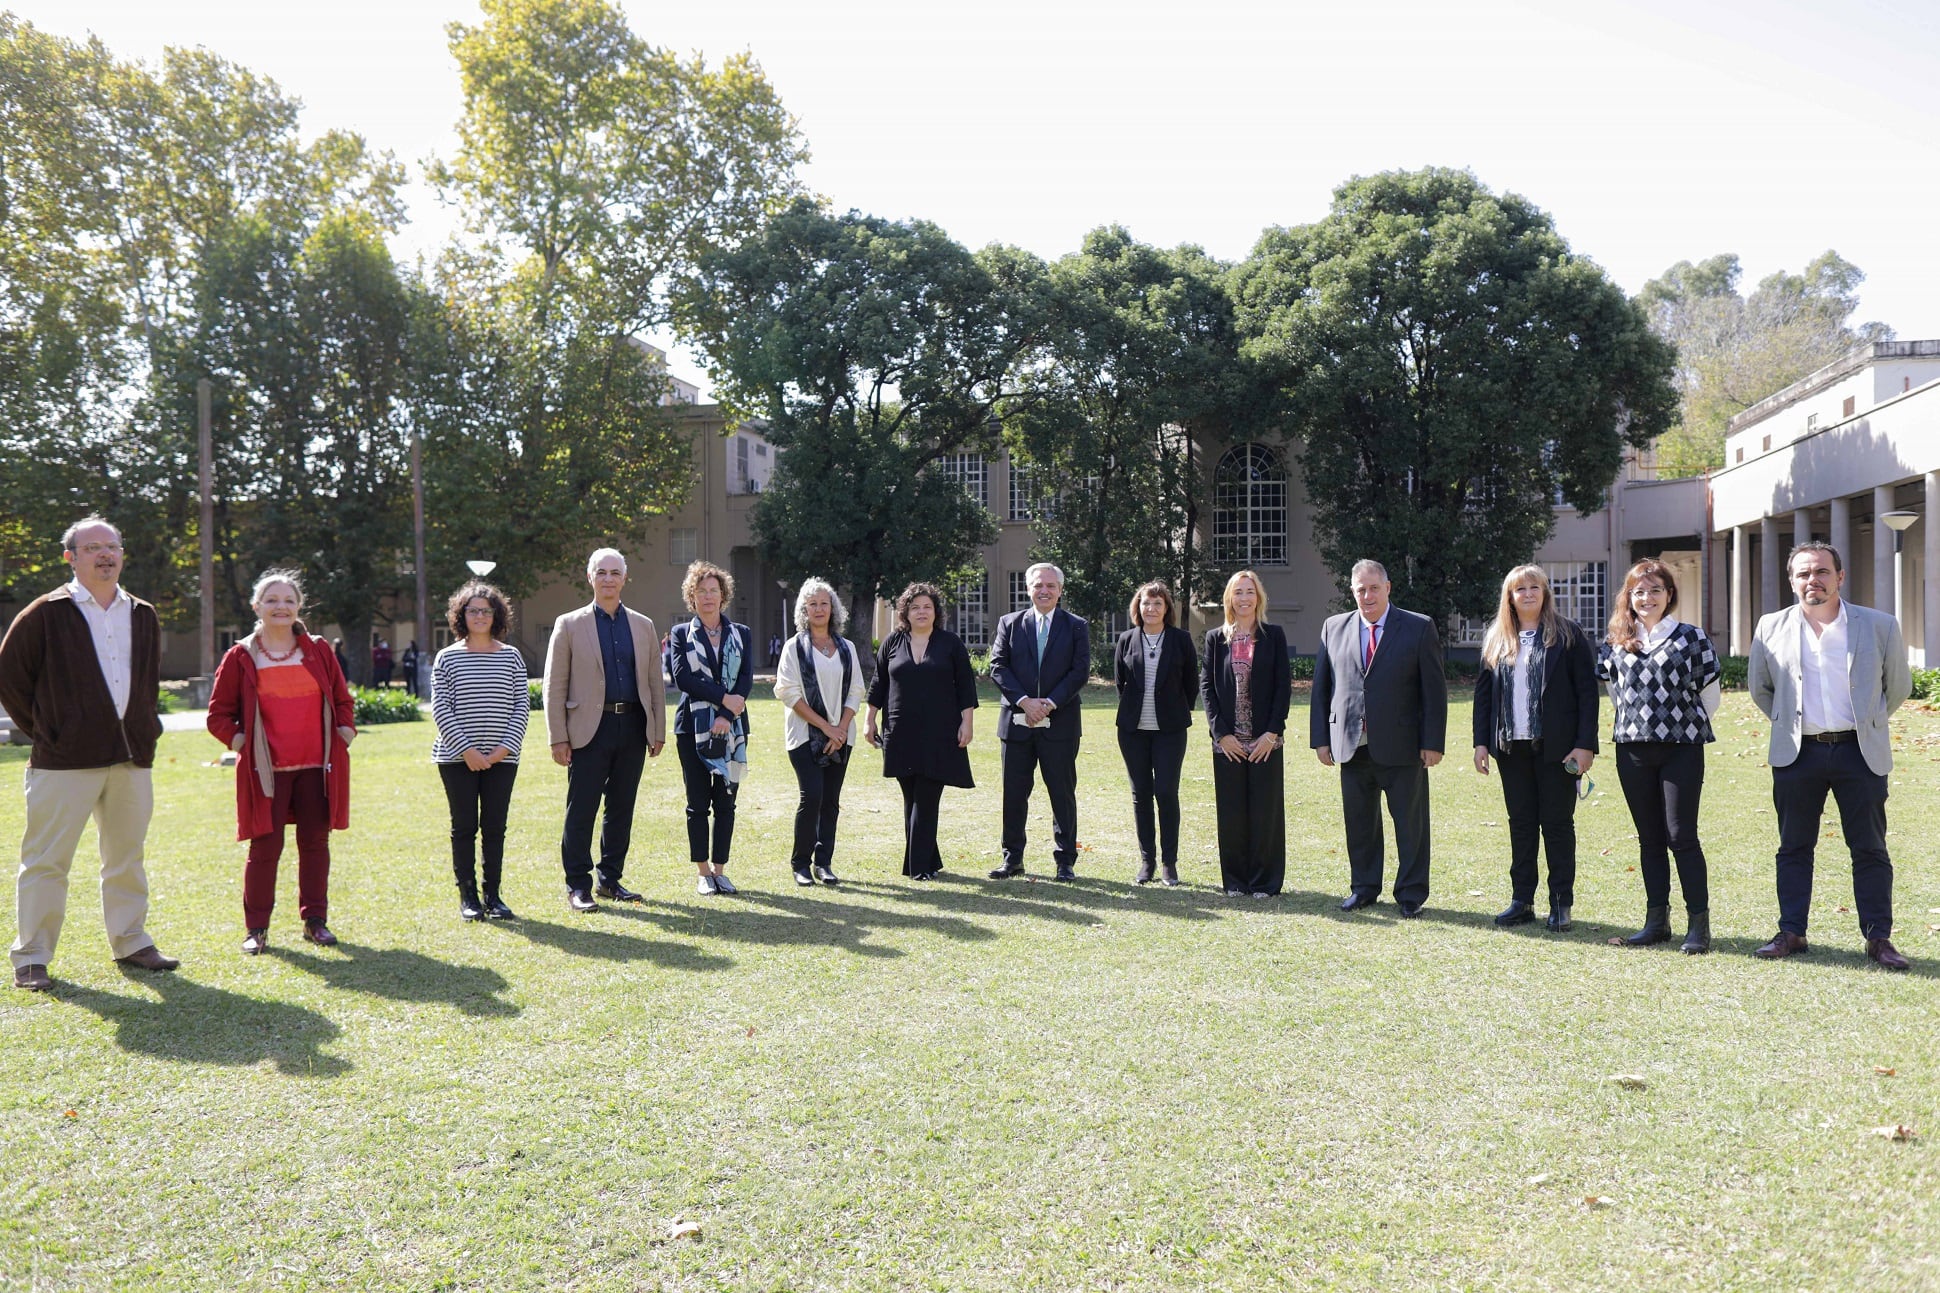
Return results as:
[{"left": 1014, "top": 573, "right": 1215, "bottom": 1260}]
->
[{"left": 1036, "top": 614, "right": 1048, "bottom": 667}]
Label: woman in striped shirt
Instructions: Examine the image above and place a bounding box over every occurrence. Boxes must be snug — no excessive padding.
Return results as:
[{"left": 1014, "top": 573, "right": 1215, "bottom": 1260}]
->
[{"left": 432, "top": 582, "right": 530, "bottom": 921}]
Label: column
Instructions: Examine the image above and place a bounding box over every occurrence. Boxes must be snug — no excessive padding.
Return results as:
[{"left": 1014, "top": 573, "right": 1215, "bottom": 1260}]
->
[
  {"left": 1760, "top": 514, "right": 1781, "bottom": 621},
  {"left": 1926, "top": 472, "right": 1940, "bottom": 666},
  {"left": 1874, "top": 485, "right": 1897, "bottom": 618},
  {"left": 1731, "top": 524, "right": 1751, "bottom": 655},
  {"left": 1829, "top": 496, "right": 1851, "bottom": 570}
]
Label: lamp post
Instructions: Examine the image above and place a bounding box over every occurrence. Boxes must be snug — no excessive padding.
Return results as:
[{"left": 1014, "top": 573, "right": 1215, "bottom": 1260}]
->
[{"left": 1881, "top": 510, "right": 1919, "bottom": 642}]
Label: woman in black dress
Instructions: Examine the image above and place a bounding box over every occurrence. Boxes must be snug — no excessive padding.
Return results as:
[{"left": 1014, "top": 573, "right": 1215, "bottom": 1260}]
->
[
  {"left": 1201, "top": 570, "right": 1291, "bottom": 898},
  {"left": 1113, "top": 580, "right": 1200, "bottom": 886},
  {"left": 865, "top": 583, "right": 979, "bottom": 881}
]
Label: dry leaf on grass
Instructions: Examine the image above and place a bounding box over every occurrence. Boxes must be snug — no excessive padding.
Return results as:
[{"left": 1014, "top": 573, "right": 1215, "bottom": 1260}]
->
[
  {"left": 669, "top": 1219, "right": 704, "bottom": 1241},
  {"left": 1526, "top": 1172, "right": 1552, "bottom": 1186},
  {"left": 1468, "top": 890, "right": 1484, "bottom": 897},
  {"left": 61, "top": 1110, "right": 77, "bottom": 1118},
  {"left": 1872, "top": 1125, "right": 1918, "bottom": 1142},
  {"left": 1874, "top": 1067, "right": 1897, "bottom": 1077},
  {"left": 1608, "top": 1074, "right": 1648, "bottom": 1090},
  {"left": 1583, "top": 1195, "right": 1614, "bottom": 1208}
]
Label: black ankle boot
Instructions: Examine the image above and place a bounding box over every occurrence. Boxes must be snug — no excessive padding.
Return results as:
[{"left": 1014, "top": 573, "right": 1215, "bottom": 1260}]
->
[
  {"left": 1681, "top": 910, "right": 1711, "bottom": 955},
  {"left": 458, "top": 882, "right": 484, "bottom": 922},
  {"left": 1620, "top": 905, "right": 1671, "bottom": 947}
]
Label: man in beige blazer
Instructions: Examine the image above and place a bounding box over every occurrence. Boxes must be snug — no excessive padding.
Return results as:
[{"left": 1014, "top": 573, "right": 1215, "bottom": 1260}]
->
[
  {"left": 545, "top": 547, "right": 665, "bottom": 912},
  {"left": 1748, "top": 541, "right": 1912, "bottom": 970}
]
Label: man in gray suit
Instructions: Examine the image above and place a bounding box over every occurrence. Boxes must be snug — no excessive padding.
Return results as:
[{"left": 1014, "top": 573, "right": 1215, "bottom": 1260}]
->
[
  {"left": 1311, "top": 559, "right": 1448, "bottom": 916},
  {"left": 1749, "top": 541, "right": 1912, "bottom": 970}
]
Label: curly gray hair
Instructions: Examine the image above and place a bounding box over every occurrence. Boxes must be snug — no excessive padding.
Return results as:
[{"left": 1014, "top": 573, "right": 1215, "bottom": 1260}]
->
[{"left": 792, "top": 577, "right": 848, "bottom": 635}]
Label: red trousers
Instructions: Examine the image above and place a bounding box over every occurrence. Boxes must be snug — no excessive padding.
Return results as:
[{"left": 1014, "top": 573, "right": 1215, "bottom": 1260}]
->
[{"left": 244, "top": 768, "right": 331, "bottom": 928}]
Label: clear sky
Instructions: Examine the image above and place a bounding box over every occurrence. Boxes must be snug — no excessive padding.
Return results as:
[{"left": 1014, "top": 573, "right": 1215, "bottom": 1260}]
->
[{"left": 20, "top": 0, "right": 1940, "bottom": 395}]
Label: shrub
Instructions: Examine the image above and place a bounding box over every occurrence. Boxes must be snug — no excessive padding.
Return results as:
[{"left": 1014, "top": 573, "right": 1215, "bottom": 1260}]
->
[
  {"left": 967, "top": 650, "right": 992, "bottom": 678},
  {"left": 1290, "top": 654, "right": 1315, "bottom": 681},
  {"left": 1443, "top": 657, "right": 1479, "bottom": 682},
  {"left": 352, "top": 686, "right": 422, "bottom": 725},
  {"left": 155, "top": 687, "right": 180, "bottom": 715},
  {"left": 1911, "top": 668, "right": 1940, "bottom": 702},
  {"left": 529, "top": 680, "right": 544, "bottom": 711},
  {"left": 1717, "top": 655, "right": 1749, "bottom": 690}
]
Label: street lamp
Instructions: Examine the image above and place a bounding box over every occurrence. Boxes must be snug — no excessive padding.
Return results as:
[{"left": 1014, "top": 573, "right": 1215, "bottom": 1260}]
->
[{"left": 1882, "top": 510, "right": 1919, "bottom": 632}]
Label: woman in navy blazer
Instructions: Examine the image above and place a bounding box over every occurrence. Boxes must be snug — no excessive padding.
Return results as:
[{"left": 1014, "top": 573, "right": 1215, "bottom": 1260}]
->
[
  {"left": 1470, "top": 565, "right": 1599, "bottom": 933},
  {"left": 1201, "top": 570, "right": 1292, "bottom": 897},
  {"left": 1114, "top": 581, "right": 1200, "bottom": 885},
  {"left": 669, "top": 561, "right": 754, "bottom": 896}
]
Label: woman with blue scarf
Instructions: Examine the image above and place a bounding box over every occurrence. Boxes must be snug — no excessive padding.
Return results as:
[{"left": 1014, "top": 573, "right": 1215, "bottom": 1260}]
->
[{"left": 671, "top": 561, "right": 754, "bottom": 896}]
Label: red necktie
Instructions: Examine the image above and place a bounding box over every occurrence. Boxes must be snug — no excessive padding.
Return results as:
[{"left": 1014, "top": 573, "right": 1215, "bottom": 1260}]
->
[{"left": 1364, "top": 622, "right": 1379, "bottom": 671}]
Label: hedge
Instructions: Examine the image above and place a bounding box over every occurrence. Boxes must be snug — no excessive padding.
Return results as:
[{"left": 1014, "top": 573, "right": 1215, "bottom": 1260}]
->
[{"left": 352, "top": 686, "right": 423, "bottom": 725}]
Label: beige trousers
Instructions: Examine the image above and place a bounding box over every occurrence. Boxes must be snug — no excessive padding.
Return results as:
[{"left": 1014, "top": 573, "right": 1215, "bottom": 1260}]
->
[{"left": 11, "top": 762, "right": 155, "bottom": 967}]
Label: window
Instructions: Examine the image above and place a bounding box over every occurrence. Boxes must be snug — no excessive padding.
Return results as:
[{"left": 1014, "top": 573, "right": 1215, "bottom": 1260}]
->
[
  {"left": 1806, "top": 413, "right": 1818, "bottom": 431},
  {"left": 1009, "top": 463, "right": 1044, "bottom": 522},
  {"left": 1008, "top": 570, "right": 1031, "bottom": 613},
  {"left": 1842, "top": 396, "right": 1856, "bottom": 418},
  {"left": 935, "top": 452, "right": 988, "bottom": 507},
  {"left": 218, "top": 627, "right": 240, "bottom": 653},
  {"left": 1454, "top": 561, "right": 1607, "bottom": 646},
  {"left": 1736, "top": 447, "right": 1745, "bottom": 464},
  {"left": 952, "top": 572, "right": 990, "bottom": 648},
  {"left": 1762, "top": 434, "right": 1771, "bottom": 451},
  {"left": 732, "top": 437, "right": 752, "bottom": 493},
  {"left": 669, "top": 528, "right": 698, "bottom": 564},
  {"left": 1212, "top": 443, "right": 1288, "bottom": 567},
  {"left": 755, "top": 442, "right": 768, "bottom": 457}
]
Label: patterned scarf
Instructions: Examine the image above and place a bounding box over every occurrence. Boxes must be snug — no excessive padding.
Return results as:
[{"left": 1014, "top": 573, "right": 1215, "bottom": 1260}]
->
[
  {"left": 681, "top": 618, "right": 747, "bottom": 785},
  {"left": 1493, "top": 628, "right": 1547, "bottom": 751}
]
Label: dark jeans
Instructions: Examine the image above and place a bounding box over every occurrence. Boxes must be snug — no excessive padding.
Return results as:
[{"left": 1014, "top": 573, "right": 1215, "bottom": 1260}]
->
[
  {"left": 787, "top": 741, "right": 850, "bottom": 871},
  {"left": 677, "top": 731, "right": 739, "bottom": 867},
  {"left": 898, "top": 775, "right": 946, "bottom": 877},
  {"left": 1615, "top": 741, "right": 1708, "bottom": 913},
  {"left": 244, "top": 768, "right": 330, "bottom": 928},
  {"left": 1118, "top": 728, "right": 1187, "bottom": 866},
  {"left": 1495, "top": 742, "right": 1578, "bottom": 906},
  {"left": 1773, "top": 739, "right": 1892, "bottom": 938},
  {"left": 439, "top": 760, "right": 519, "bottom": 892},
  {"left": 560, "top": 710, "right": 648, "bottom": 891},
  {"left": 1341, "top": 748, "right": 1431, "bottom": 906},
  {"left": 1212, "top": 746, "right": 1284, "bottom": 894},
  {"left": 1000, "top": 731, "right": 1079, "bottom": 868}
]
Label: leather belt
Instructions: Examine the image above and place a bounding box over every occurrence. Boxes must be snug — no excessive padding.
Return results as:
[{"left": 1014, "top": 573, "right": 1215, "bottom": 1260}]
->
[
  {"left": 1805, "top": 729, "right": 1856, "bottom": 744},
  {"left": 601, "top": 701, "right": 635, "bottom": 714}
]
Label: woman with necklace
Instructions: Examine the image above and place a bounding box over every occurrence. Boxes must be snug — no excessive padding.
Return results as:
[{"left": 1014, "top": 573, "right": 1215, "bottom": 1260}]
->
[
  {"left": 670, "top": 560, "right": 754, "bottom": 896},
  {"left": 1113, "top": 581, "right": 1199, "bottom": 886},
  {"left": 1471, "top": 565, "right": 1599, "bottom": 933},
  {"left": 431, "top": 581, "right": 529, "bottom": 921},
  {"left": 865, "top": 583, "right": 978, "bottom": 881},
  {"left": 773, "top": 577, "right": 866, "bottom": 885},
  {"left": 1201, "top": 570, "right": 1291, "bottom": 897},
  {"left": 1597, "top": 559, "right": 1721, "bottom": 954},
  {"left": 207, "top": 569, "right": 357, "bottom": 953}
]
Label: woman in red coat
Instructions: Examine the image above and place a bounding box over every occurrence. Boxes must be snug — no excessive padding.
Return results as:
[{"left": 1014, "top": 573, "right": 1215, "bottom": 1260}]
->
[{"left": 207, "top": 570, "right": 357, "bottom": 954}]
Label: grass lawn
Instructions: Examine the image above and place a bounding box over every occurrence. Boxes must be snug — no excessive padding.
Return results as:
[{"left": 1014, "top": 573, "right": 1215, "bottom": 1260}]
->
[{"left": 2, "top": 685, "right": 1937, "bottom": 1291}]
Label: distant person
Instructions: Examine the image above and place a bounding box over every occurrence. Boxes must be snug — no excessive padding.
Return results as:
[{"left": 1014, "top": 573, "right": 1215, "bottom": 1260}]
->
[
  {"left": 768, "top": 631, "right": 783, "bottom": 665},
  {"left": 1471, "top": 565, "right": 1598, "bottom": 933},
  {"left": 670, "top": 561, "right": 753, "bottom": 895},
  {"left": 866, "top": 584, "right": 978, "bottom": 881},
  {"left": 1748, "top": 542, "right": 1913, "bottom": 970},
  {"left": 371, "top": 639, "right": 393, "bottom": 688},
  {"left": 1113, "top": 580, "right": 1199, "bottom": 886},
  {"left": 1202, "top": 571, "right": 1291, "bottom": 897},
  {"left": 332, "top": 637, "right": 351, "bottom": 683},
  {"left": 432, "top": 582, "right": 529, "bottom": 922},
  {"left": 988, "top": 562, "right": 1091, "bottom": 881},
  {"left": 0, "top": 516, "right": 178, "bottom": 991},
  {"left": 400, "top": 640, "right": 422, "bottom": 698},
  {"left": 207, "top": 569, "right": 358, "bottom": 953},
  {"left": 773, "top": 578, "right": 865, "bottom": 885},
  {"left": 544, "top": 547, "right": 666, "bottom": 913}
]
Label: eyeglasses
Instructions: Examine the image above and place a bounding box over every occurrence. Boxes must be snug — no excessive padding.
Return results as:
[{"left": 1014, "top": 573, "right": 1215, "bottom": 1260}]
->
[
  {"left": 75, "top": 542, "right": 124, "bottom": 556},
  {"left": 464, "top": 606, "right": 496, "bottom": 616}
]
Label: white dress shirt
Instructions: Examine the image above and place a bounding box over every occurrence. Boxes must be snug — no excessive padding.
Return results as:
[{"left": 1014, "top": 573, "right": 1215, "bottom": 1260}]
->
[
  {"left": 1799, "top": 604, "right": 1857, "bottom": 735},
  {"left": 67, "top": 578, "right": 133, "bottom": 719}
]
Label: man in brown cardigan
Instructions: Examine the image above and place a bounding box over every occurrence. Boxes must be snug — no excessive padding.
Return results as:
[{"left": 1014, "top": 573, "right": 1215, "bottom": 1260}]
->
[{"left": 0, "top": 517, "right": 178, "bottom": 990}]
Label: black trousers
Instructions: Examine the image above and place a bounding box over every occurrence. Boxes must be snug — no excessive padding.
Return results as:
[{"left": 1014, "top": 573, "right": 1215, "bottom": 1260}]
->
[
  {"left": 1118, "top": 728, "right": 1187, "bottom": 866},
  {"left": 1614, "top": 741, "right": 1708, "bottom": 913},
  {"left": 677, "top": 731, "right": 739, "bottom": 867},
  {"left": 898, "top": 775, "right": 946, "bottom": 877},
  {"left": 1341, "top": 747, "right": 1431, "bottom": 906},
  {"left": 787, "top": 741, "right": 851, "bottom": 871},
  {"left": 1773, "top": 739, "right": 1892, "bottom": 938},
  {"left": 1212, "top": 746, "right": 1285, "bottom": 894},
  {"left": 1000, "top": 731, "right": 1079, "bottom": 868},
  {"left": 1495, "top": 743, "right": 1578, "bottom": 906},
  {"left": 439, "top": 760, "right": 520, "bottom": 892},
  {"left": 560, "top": 710, "right": 647, "bottom": 891}
]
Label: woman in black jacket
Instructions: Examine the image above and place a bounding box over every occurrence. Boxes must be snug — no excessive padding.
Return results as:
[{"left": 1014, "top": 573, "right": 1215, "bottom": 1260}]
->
[
  {"left": 1471, "top": 565, "right": 1598, "bottom": 933},
  {"left": 1114, "top": 581, "right": 1200, "bottom": 886},
  {"left": 1201, "top": 570, "right": 1292, "bottom": 897},
  {"left": 865, "top": 583, "right": 979, "bottom": 881}
]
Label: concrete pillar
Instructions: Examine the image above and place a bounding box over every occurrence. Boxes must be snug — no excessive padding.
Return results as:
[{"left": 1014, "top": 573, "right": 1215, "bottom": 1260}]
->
[
  {"left": 1760, "top": 514, "right": 1781, "bottom": 621},
  {"left": 1829, "top": 496, "right": 1852, "bottom": 572},
  {"left": 1927, "top": 472, "right": 1940, "bottom": 666},
  {"left": 1875, "top": 485, "right": 1897, "bottom": 618},
  {"left": 1731, "top": 524, "right": 1751, "bottom": 654}
]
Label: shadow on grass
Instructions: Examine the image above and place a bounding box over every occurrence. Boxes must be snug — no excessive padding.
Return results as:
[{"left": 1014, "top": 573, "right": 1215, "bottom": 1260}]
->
[
  {"left": 493, "top": 915, "right": 735, "bottom": 972},
  {"left": 53, "top": 969, "right": 349, "bottom": 1077},
  {"left": 271, "top": 944, "right": 520, "bottom": 1018}
]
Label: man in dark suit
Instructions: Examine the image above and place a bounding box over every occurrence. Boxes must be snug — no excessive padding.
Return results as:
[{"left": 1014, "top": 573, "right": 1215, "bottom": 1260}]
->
[
  {"left": 1311, "top": 559, "right": 1448, "bottom": 916},
  {"left": 988, "top": 562, "right": 1092, "bottom": 880}
]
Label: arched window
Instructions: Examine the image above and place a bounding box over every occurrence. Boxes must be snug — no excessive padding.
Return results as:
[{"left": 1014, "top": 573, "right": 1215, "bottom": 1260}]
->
[{"left": 1213, "top": 444, "right": 1288, "bottom": 566}]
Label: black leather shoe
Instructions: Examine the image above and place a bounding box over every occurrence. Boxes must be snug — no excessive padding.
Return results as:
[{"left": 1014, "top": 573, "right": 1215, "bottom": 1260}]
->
[
  {"left": 567, "top": 887, "right": 599, "bottom": 913},
  {"left": 987, "top": 864, "right": 1024, "bottom": 880},
  {"left": 1054, "top": 864, "right": 1076, "bottom": 881},
  {"left": 1867, "top": 938, "right": 1910, "bottom": 971},
  {"left": 1619, "top": 906, "right": 1672, "bottom": 947},
  {"left": 1397, "top": 901, "right": 1424, "bottom": 919},
  {"left": 813, "top": 864, "right": 840, "bottom": 885},
  {"left": 595, "top": 882, "right": 641, "bottom": 902},
  {"left": 1160, "top": 863, "right": 1179, "bottom": 887},
  {"left": 793, "top": 868, "right": 815, "bottom": 887},
  {"left": 1493, "top": 901, "right": 1536, "bottom": 927},
  {"left": 1134, "top": 858, "right": 1156, "bottom": 885},
  {"left": 481, "top": 891, "right": 517, "bottom": 920},
  {"left": 1681, "top": 911, "right": 1711, "bottom": 956},
  {"left": 1545, "top": 904, "right": 1573, "bottom": 932},
  {"left": 458, "top": 887, "right": 484, "bottom": 922},
  {"left": 1339, "top": 892, "right": 1378, "bottom": 912}
]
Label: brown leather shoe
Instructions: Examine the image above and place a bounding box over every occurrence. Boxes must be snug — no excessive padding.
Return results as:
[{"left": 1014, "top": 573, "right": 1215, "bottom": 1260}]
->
[
  {"left": 115, "top": 944, "right": 180, "bottom": 972},
  {"left": 302, "top": 920, "right": 338, "bottom": 947},
  {"left": 1867, "top": 938, "right": 1910, "bottom": 972},
  {"left": 1754, "top": 931, "right": 1809, "bottom": 959},
  {"left": 13, "top": 964, "right": 50, "bottom": 991},
  {"left": 241, "top": 929, "right": 269, "bottom": 955}
]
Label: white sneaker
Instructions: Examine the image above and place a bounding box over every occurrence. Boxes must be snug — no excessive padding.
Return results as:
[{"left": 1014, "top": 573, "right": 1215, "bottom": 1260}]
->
[
  {"left": 696, "top": 874, "right": 719, "bottom": 896},
  {"left": 712, "top": 873, "right": 738, "bottom": 894}
]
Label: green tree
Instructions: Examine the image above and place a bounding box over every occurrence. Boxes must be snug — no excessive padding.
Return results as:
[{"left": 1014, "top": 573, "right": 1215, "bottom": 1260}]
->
[
  {"left": 1641, "top": 251, "right": 1893, "bottom": 477},
  {"left": 687, "top": 200, "right": 1049, "bottom": 662},
  {"left": 1234, "top": 167, "right": 1677, "bottom": 631}
]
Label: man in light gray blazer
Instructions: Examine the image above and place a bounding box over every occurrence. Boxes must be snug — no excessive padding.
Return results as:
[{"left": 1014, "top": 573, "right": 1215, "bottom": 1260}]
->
[{"left": 1748, "top": 541, "right": 1912, "bottom": 970}]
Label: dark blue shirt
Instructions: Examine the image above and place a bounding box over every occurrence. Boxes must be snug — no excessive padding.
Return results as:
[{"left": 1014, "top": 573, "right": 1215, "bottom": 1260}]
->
[{"left": 593, "top": 602, "right": 641, "bottom": 706}]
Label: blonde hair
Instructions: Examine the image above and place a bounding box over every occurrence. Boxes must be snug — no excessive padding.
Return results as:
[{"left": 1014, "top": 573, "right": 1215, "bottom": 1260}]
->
[
  {"left": 1220, "top": 570, "right": 1269, "bottom": 639},
  {"left": 248, "top": 568, "right": 307, "bottom": 635},
  {"left": 681, "top": 560, "right": 735, "bottom": 612},
  {"left": 1480, "top": 564, "right": 1564, "bottom": 668}
]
